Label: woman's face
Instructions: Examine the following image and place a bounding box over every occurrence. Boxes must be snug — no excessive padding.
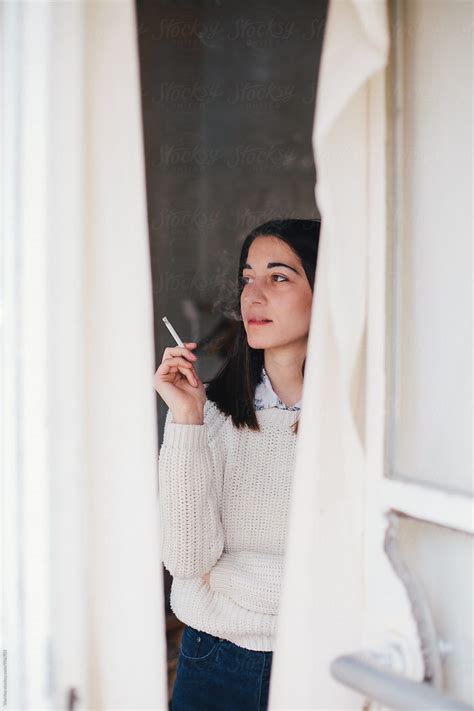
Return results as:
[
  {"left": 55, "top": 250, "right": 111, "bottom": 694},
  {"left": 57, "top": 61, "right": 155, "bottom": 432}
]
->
[{"left": 240, "top": 235, "right": 313, "bottom": 350}]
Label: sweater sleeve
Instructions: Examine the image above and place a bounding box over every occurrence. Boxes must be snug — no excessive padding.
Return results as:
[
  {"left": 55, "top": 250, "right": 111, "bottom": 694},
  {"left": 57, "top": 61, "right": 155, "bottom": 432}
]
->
[
  {"left": 208, "top": 551, "right": 284, "bottom": 615},
  {"left": 158, "top": 405, "right": 226, "bottom": 579}
]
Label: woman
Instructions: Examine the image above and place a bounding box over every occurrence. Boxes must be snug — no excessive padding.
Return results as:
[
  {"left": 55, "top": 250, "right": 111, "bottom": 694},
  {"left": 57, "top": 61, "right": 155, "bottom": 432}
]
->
[{"left": 154, "top": 218, "right": 321, "bottom": 710}]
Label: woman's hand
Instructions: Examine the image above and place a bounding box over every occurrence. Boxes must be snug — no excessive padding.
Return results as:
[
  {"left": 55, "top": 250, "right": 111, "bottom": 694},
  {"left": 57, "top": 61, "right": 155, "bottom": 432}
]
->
[
  {"left": 201, "top": 572, "right": 211, "bottom": 585},
  {"left": 154, "top": 342, "right": 207, "bottom": 420}
]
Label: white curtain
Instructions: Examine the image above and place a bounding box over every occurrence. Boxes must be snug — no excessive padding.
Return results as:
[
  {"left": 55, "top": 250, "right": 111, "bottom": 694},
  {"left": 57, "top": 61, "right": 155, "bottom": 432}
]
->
[
  {"left": 269, "top": 1, "right": 390, "bottom": 708},
  {"left": 1, "top": 1, "right": 167, "bottom": 708}
]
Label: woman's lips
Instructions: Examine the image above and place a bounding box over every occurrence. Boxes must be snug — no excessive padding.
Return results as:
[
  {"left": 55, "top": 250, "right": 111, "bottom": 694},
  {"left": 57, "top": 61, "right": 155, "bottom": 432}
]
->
[{"left": 248, "top": 320, "right": 272, "bottom": 326}]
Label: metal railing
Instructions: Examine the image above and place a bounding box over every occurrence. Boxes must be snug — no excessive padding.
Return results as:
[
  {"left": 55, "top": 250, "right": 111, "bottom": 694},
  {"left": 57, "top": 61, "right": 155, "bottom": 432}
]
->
[{"left": 330, "top": 651, "right": 473, "bottom": 710}]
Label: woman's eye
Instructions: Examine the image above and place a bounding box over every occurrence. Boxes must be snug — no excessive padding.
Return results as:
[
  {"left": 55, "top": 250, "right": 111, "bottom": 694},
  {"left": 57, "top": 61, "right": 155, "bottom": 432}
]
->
[{"left": 241, "top": 274, "right": 288, "bottom": 284}]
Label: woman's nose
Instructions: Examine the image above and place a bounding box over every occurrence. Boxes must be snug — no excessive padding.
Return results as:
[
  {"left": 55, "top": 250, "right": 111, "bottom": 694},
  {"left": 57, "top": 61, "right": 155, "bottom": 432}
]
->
[{"left": 244, "top": 284, "right": 267, "bottom": 303}]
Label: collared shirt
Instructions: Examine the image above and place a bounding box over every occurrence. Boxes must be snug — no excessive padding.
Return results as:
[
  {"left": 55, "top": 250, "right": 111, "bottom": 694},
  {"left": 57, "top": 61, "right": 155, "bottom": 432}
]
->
[{"left": 254, "top": 365, "right": 302, "bottom": 411}]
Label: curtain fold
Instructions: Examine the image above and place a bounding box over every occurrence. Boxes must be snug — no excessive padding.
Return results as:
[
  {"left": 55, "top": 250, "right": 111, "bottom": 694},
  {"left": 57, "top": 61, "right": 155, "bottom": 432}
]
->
[
  {"left": 6, "top": 0, "right": 167, "bottom": 707},
  {"left": 269, "top": 1, "right": 390, "bottom": 707},
  {"left": 82, "top": 1, "right": 166, "bottom": 707}
]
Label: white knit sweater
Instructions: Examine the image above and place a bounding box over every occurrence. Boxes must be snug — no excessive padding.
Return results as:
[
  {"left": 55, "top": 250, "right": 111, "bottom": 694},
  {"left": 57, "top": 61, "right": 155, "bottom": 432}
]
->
[{"left": 158, "top": 383, "right": 299, "bottom": 651}]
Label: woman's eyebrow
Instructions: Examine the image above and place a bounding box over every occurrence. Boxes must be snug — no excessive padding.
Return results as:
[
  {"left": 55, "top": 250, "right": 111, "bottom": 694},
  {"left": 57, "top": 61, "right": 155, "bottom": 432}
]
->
[{"left": 243, "top": 261, "right": 300, "bottom": 274}]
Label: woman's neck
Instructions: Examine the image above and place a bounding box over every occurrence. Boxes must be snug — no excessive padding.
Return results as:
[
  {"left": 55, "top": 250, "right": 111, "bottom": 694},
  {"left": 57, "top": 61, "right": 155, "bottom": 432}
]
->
[{"left": 263, "top": 347, "right": 305, "bottom": 408}]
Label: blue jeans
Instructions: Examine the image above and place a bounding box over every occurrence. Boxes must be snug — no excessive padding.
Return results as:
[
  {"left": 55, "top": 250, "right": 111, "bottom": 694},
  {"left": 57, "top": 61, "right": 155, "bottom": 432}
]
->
[{"left": 171, "top": 624, "right": 273, "bottom": 711}]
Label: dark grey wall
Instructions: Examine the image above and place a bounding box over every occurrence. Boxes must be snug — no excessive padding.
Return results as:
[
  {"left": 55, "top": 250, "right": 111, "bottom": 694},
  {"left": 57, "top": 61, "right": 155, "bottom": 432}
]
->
[{"left": 136, "top": 0, "right": 328, "bottom": 444}]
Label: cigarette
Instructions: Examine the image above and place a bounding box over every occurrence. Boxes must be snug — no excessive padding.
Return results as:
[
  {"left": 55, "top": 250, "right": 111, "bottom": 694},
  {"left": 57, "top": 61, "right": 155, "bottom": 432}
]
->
[{"left": 162, "top": 316, "right": 185, "bottom": 347}]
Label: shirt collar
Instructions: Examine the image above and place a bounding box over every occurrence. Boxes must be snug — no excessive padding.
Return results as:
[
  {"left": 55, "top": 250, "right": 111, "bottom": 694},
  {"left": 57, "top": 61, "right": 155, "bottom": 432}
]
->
[{"left": 254, "top": 365, "right": 302, "bottom": 411}]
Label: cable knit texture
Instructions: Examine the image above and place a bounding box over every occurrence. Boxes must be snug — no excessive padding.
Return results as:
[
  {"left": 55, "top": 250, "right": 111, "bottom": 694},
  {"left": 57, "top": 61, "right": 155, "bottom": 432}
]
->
[{"left": 158, "top": 378, "right": 299, "bottom": 651}]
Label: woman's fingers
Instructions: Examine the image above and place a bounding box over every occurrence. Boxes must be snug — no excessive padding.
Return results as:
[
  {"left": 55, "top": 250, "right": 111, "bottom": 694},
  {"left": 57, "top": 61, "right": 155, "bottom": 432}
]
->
[
  {"left": 162, "top": 355, "right": 194, "bottom": 369},
  {"left": 177, "top": 364, "right": 197, "bottom": 386},
  {"left": 162, "top": 344, "right": 198, "bottom": 364},
  {"left": 161, "top": 355, "right": 198, "bottom": 386}
]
